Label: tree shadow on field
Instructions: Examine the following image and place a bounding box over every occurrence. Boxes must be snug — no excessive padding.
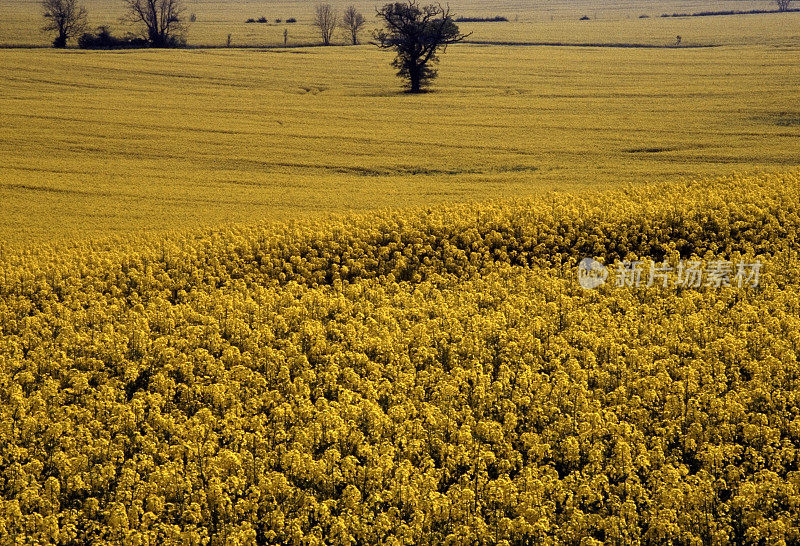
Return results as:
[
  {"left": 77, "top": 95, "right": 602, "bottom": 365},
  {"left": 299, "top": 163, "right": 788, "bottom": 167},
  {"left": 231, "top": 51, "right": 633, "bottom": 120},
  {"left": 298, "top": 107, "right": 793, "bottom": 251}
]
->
[
  {"left": 358, "top": 88, "right": 440, "bottom": 97},
  {"left": 254, "top": 49, "right": 310, "bottom": 54}
]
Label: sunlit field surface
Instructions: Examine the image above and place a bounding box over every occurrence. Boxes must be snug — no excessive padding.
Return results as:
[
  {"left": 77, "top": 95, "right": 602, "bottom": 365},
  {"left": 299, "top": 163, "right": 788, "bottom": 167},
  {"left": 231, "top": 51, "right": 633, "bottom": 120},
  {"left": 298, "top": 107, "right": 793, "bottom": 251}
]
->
[
  {"left": 2, "top": 0, "right": 800, "bottom": 47},
  {"left": 2, "top": 44, "right": 799, "bottom": 244}
]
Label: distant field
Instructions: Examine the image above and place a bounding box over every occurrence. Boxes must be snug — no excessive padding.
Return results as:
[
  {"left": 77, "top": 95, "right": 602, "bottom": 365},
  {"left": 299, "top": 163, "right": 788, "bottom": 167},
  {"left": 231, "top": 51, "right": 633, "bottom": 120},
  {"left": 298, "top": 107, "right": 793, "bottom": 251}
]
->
[
  {"left": 2, "top": 0, "right": 800, "bottom": 47},
  {"left": 1, "top": 43, "right": 799, "bottom": 244}
]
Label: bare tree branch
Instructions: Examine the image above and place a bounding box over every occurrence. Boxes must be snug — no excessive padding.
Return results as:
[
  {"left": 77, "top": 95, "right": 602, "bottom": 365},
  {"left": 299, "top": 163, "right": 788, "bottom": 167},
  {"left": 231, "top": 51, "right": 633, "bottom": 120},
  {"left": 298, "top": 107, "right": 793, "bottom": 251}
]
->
[
  {"left": 341, "top": 6, "right": 366, "bottom": 45},
  {"left": 42, "top": 0, "right": 88, "bottom": 48},
  {"left": 122, "top": 0, "right": 186, "bottom": 47},
  {"left": 313, "top": 4, "right": 338, "bottom": 46}
]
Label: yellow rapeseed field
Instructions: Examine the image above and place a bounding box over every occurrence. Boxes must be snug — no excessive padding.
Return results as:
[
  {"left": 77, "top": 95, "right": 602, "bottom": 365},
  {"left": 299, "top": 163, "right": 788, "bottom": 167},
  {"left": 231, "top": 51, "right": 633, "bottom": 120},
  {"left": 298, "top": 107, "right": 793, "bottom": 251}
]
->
[
  {"left": 2, "top": 0, "right": 800, "bottom": 542},
  {"left": 1, "top": 43, "right": 799, "bottom": 244},
  {"left": 1, "top": 174, "right": 800, "bottom": 543}
]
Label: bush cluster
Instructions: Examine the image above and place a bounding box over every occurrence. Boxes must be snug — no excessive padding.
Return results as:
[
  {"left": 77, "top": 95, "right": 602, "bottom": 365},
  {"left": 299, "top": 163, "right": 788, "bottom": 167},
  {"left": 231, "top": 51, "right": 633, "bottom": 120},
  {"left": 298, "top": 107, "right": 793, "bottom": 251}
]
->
[
  {"left": 77, "top": 27, "right": 149, "bottom": 49},
  {"left": 454, "top": 16, "right": 509, "bottom": 23},
  {"left": 246, "top": 17, "right": 296, "bottom": 24}
]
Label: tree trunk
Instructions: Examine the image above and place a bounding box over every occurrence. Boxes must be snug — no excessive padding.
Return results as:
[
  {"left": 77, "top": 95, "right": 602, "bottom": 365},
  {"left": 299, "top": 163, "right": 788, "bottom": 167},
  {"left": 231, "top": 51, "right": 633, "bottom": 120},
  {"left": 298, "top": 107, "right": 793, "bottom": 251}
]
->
[
  {"left": 53, "top": 33, "right": 67, "bottom": 48},
  {"left": 409, "top": 64, "right": 422, "bottom": 93},
  {"left": 149, "top": 27, "right": 165, "bottom": 47}
]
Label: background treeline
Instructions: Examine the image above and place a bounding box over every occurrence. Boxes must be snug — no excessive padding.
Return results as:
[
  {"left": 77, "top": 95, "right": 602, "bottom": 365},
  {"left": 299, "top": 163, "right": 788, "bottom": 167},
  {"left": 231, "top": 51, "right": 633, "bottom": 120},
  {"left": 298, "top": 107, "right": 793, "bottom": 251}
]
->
[{"left": 1, "top": 172, "right": 800, "bottom": 543}]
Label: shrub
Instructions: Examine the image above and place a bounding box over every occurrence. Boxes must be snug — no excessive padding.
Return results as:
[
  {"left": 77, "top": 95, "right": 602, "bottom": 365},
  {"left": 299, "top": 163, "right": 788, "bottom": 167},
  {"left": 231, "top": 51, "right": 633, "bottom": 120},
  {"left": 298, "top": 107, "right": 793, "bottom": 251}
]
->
[
  {"left": 78, "top": 26, "right": 149, "bottom": 49},
  {"left": 257, "top": 16, "right": 268, "bottom": 23},
  {"left": 579, "top": 15, "right": 591, "bottom": 20},
  {"left": 454, "top": 15, "right": 509, "bottom": 22},
  {"left": 286, "top": 17, "right": 297, "bottom": 23}
]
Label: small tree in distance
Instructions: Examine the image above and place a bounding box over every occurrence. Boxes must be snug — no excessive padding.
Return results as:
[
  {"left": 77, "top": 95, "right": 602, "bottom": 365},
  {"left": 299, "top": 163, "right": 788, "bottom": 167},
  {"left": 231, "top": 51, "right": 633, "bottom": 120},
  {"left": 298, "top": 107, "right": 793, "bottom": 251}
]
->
[
  {"left": 341, "top": 6, "right": 366, "bottom": 45},
  {"left": 374, "top": 1, "right": 470, "bottom": 93},
  {"left": 123, "top": 0, "right": 187, "bottom": 47},
  {"left": 313, "top": 3, "right": 338, "bottom": 46},
  {"left": 42, "top": 0, "right": 88, "bottom": 48},
  {"left": 777, "top": 0, "right": 793, "bottom": 11}
]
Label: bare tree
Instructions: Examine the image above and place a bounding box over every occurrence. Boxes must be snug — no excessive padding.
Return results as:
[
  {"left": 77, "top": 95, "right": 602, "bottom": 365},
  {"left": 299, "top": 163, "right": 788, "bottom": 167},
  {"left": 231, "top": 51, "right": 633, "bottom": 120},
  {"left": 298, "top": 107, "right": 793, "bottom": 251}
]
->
[
  {"left": 42, "top": 0, "right": 88, "bottom": 48},
  {"left": 777, "top": 0, "right": 793, "bottom": 11},
  {"left": 313, "top": 3, "right": 338, "bottom": 46},
  {"left": 341, "top": 5, "right": 366, "bottom": 45},
  {"left": 123, "top": 0, "right": 187, "bottom": 47},
  {"left": 374, "top": 1, "right": 469, "bottom": 93}
]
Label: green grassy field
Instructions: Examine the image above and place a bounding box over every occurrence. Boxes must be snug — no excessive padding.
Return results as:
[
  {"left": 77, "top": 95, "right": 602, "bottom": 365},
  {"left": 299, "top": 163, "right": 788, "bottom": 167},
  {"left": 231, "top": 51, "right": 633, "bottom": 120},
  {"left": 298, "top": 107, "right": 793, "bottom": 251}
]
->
[{"left": 1, "top": 42, "right": 799, "bottom": 245}]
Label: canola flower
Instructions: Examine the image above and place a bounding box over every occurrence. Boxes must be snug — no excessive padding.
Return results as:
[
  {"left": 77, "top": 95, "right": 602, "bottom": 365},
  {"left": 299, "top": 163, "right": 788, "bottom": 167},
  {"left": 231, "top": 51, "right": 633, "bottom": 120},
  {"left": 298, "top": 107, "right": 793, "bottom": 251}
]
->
[{"left": 0, "top": 172, "right": 800, "bottom": 543}]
